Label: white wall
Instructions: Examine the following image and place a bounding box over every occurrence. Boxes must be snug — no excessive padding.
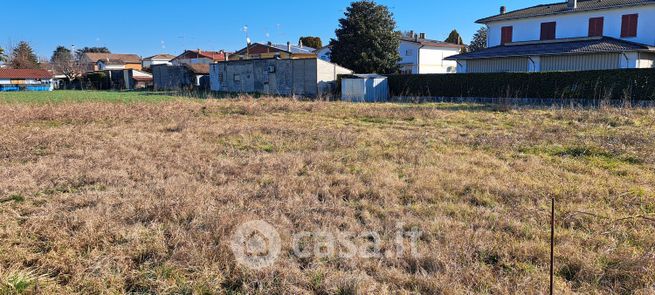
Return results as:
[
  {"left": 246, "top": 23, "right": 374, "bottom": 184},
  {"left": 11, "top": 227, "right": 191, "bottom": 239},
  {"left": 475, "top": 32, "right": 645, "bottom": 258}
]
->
[
  {"left": 487, "top": 5, "right": 655, "bottom": 46},
  {"left": 398, "top": 41, "right": 461, "bottom": 74},
  {"left": 418, "top": 47, "right": 460, "bottom": 73},
  {"left": 143, "top": 59, "right": 172, "bottom": 69},
  {"left": 398, "top": 41, "right": 420, "bottom": 74}
]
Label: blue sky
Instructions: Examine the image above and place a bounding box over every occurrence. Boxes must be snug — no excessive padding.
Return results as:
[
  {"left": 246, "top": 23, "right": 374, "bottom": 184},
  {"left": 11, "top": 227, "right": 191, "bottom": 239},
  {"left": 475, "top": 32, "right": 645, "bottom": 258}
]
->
[{"left": 1, "top": 0, "right": 545, "bottom": 58}]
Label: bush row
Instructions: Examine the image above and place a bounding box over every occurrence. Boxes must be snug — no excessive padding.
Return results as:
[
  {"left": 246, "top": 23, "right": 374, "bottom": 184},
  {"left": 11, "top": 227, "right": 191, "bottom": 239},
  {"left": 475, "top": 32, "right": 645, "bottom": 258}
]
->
[{"left": 387, "top": 69, "right": 655, "bottom": 100}]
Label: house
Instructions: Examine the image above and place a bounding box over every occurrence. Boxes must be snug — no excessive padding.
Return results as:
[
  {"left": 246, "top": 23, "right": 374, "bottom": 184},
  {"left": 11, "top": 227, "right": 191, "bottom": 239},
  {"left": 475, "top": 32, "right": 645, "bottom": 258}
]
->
[
  {"left": 315, "top": 45, "right": 332, "bottom": 62},
  {"left": 0, "top": 69, "right": 54, "bottom": 91},
  {"left": 79, "top": 53, "right": 142, "bottom": 72},
  {"left": 229, "top": 42, "right": 316, "bottom": 60},
  {"left": 210, "top": 58, "right": 352, "bottom": 98},
  {"left": 171, "top": 50, "right": 228, "bottom": 65},
  {"left": 448, "top": 0, "right": 655, "bottom": 73},
  {"left": 142, "top": 54, "right": 176, "bottom": 70},
  {"left": 152, "top": 63, "right": 210, "bottom": 90},
  {"left": 399, "top": 33, "right": 465, "bottom": 74},
  {"left": 84, "top": 69, "right": 152, "bottom": 90},
  {"left": 313, "top": 33, "right": 463, "bottom": 74}
]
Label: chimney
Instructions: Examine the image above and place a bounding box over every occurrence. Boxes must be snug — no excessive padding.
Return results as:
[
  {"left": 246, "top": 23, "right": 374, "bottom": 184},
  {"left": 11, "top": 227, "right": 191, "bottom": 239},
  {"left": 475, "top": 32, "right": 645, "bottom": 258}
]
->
[
  {"left": 568, "top": 0, "right": 577, "bottom": 9},
  {"left": 419, "top": 33, "right": 426, "bottom": 40},
  {"left": 267, "top": 41, "right": 272, "bottom": 46},
  {"left": 298, "top": 40, "right": 303, "bottom": 48},
  {"left": 500, "top": 6, "right": 506, "bottom": 14},
  {"left": 287, "top": 41, "right": 292, "bottom": 52},
  {"left": 409, "top": 30, "right": 415, "bottom": 39}
]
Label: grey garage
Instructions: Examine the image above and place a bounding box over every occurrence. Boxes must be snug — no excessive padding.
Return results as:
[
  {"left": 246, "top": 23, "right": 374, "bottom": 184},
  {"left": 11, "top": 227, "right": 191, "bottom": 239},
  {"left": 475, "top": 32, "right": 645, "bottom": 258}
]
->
[{"left": 210, "top": 58, "right": 352, "bottom": 98}]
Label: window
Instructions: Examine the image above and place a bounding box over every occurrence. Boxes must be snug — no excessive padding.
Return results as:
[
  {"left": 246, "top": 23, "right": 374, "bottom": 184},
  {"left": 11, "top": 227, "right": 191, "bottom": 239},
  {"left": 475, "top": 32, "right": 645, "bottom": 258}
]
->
[
  {"left": 621, "top": 14, "right": 638, "bottom": 38},
  {"left": 588, "top": 17, "right": 604, "bottom": 37},
  {"left": 233, "top": 74, "right": 240, "bottom": 82},
  {"left": 540, "top": 22, "right": 556, "bottom": 40},
  {"left": 501, "top": 26, "right": 513, "bottom": 45},
  {"left": 405, "top": 49, "right": 413, "bottom": 56}
]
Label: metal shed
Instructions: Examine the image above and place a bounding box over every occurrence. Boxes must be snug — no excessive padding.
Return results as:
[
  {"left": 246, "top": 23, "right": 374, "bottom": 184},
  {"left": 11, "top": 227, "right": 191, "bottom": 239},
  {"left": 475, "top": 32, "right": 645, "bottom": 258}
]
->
[{"left": 341, "top": 74, "right": 389, "bottom": 102}]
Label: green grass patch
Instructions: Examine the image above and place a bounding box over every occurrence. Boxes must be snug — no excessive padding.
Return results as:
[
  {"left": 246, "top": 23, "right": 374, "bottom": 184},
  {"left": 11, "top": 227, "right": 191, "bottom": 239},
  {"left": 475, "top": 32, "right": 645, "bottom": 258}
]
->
[
  {"left": 0, "top": 90, "right": 182, "bottom": 104},
  {"left": 0, "top": 194, "right": 25, "bottom": 204},
  {"left": 521, "top": 145, "right": 642, "bottom": 166}
]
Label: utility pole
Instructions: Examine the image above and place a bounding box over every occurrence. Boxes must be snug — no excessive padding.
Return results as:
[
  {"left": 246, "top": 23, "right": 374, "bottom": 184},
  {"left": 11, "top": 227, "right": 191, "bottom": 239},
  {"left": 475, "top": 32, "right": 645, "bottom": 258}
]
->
[{"left": 550, "top": 197, "right": 555, "bottom": 295}]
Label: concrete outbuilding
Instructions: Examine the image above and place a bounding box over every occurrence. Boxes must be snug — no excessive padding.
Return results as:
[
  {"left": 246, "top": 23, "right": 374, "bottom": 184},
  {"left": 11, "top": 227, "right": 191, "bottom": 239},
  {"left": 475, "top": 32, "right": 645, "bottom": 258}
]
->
[
  {"left": 341, "top": 74, "right": 389, "bottom": 102},
  {"left": 210, "top": 58, "right": 352, "bottom": 98}
]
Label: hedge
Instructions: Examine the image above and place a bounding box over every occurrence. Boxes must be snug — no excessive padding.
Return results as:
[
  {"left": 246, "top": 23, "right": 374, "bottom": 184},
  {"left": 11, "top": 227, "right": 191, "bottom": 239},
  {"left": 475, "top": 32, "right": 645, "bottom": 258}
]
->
[{"left": 387, "top": 69, "right": 655, "bottom": 100}]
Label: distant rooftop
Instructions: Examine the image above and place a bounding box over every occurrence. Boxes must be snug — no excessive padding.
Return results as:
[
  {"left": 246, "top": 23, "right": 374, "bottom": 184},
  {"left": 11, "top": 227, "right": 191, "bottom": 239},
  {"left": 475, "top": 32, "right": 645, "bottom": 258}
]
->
[
  {"left": 0, "top": 69, "right": 53, "bottom": 79},
  {"left": 401, "top": 37, "right": 465, "bottom": 48},
  {"left": 144, "top": 54, "right": 176, "bottom": 60}
]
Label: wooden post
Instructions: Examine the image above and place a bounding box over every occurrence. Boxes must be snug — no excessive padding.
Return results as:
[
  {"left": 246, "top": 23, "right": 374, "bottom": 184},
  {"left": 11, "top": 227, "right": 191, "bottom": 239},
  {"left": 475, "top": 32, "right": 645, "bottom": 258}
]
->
[{"left": 550, "top": 197, "right": 555, "bottom": 295}]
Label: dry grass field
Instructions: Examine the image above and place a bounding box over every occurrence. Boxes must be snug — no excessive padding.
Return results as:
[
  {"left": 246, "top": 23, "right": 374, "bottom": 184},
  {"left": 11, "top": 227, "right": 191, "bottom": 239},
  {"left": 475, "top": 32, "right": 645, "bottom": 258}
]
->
[{"left": 1, "top": 92, "right": 654, "bottom": 294}]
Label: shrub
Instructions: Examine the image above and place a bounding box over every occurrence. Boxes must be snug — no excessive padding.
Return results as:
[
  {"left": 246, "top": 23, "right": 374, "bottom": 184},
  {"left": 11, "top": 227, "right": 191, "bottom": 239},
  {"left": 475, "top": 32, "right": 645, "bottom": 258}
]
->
[{"left": 387, "top": 69, "right": 655, "bottom": 100}]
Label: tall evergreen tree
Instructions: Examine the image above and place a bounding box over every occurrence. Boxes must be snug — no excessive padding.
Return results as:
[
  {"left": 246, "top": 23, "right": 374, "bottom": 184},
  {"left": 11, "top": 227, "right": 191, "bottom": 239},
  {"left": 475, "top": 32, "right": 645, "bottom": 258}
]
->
[
  {"left": 330, "top": 1, "right": 401, "bottom": 74},
  {"left": 0, "top": 47, "right": 6, "bottom": 62},
  {"left": 10, "top": 41, "right": 40, "bottom": 69},
  {"left": 75, "top": 47, "right": 111, "bottom": 59},
  {"left": 469, "top": 27, "right": 488, "bottom": 52},
  {"left": 445, "top": 30, "right": 464, "bottom": 45}
]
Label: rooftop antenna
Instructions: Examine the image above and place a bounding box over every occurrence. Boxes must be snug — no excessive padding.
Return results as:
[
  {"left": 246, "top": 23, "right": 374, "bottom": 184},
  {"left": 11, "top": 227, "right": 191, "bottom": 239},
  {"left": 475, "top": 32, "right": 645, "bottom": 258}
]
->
[{"left": 243, "top": 25, "right": 251, "bottom": 58}]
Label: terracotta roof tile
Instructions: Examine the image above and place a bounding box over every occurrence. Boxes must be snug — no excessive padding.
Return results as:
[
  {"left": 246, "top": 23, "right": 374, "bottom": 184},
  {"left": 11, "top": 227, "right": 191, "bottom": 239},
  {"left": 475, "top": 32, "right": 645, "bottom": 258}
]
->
[{"left": 0, "top": 69, "right": 53, "bottom": 79}]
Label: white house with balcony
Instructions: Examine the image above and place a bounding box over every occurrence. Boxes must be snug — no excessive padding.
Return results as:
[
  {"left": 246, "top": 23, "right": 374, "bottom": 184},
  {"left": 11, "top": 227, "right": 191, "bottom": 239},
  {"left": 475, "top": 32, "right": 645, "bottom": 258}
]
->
[
  {"left": 398, "top": 33, "right": 464, "bottom": 74},
  {"left": 312, "top": 33, "right": 464, "bottom": 74},
  {"left": 448, "top": 0, "right": 655, "bottom": 73}
]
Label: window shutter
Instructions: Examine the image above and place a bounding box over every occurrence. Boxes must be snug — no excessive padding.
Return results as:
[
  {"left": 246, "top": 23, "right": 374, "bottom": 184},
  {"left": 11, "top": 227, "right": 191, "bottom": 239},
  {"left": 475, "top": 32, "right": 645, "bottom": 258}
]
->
[
  {"left": 621, "top": 14, "right": 638, "bottom": 37},
  {"left": 501, "top": 26, "right": 513, "bottom": 45},
  {"left": 540, "top": 22, "right": 556, "bottom": 40},
  {"left": 588, "top": 17, "right": 604, "bottom": 37}
]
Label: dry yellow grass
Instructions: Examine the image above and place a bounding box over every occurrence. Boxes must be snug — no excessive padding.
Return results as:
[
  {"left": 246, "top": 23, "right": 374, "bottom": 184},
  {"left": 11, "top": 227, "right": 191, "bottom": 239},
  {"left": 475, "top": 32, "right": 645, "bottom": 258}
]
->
[{"left": 0, "top": 96, "right": 654, "bottom": 294}]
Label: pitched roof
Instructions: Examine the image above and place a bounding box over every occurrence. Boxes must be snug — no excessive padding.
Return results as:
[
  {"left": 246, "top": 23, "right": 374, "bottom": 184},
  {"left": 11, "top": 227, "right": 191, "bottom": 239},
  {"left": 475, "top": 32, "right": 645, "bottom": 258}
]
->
[
  {"left": 401, "top": 38, "right": 465, "bottom": 48},
  {"left": 478, "top": 0, "right": 655, "bottom": 23},
  {"left": 184, "top": 63, "right": 210, "bottom": 75},
  {"left": 446, "top": 37, "right": 655, "bottom": 60},
  {"left": 233, "top": 43, "right": 316, "bottom": 55},
  {"left": 174, "top": 50, "right": 227, "bottom": 62},
  {"left": 0, "top": 69, "right": 53, "bottom": 79},
  {"left": 144, "top": 54, "right": 176, "bottom": 60},
  {"left": 269, "top": 44, "right": 316, "bottom": 54},
  {"left": 82, "top": 53, "right": 142, "bottom": 64}
]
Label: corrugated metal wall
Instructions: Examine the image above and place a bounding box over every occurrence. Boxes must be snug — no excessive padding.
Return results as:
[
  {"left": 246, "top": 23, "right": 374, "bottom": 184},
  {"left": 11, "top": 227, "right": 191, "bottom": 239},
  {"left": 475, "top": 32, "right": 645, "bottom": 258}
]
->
[
  {"left": 342, "top": 77, "right": 389, "bottom": 102},
  {"left": 541, "top": 54, "right": 619, "bottom": 72},
  {"left": 467, "top": 57, "right": 529, "bottom": 73}
]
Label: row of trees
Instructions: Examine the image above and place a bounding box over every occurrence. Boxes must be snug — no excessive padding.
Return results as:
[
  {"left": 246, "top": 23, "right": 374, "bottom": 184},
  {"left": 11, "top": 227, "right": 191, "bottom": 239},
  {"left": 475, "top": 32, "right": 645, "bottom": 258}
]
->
[
  {"left": 323, "top": 1, "right": 488, "bottom": 74},
  {"left": 0, "top": 41, "right": 111, "bottom": 82}
]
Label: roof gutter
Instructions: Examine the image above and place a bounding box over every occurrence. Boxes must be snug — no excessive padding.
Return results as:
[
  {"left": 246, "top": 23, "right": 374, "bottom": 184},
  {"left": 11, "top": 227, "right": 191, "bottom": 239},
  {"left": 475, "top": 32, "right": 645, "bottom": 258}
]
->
[{"left": 476, "top": 2, "right": 655, "bottom": 24}]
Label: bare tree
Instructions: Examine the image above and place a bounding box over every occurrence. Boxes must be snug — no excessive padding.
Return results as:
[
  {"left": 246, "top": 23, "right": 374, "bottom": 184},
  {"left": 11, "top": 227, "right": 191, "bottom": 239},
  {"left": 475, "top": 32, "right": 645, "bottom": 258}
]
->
[{"left": 51, "top": 46, "right": 83, "bottom": 82}]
